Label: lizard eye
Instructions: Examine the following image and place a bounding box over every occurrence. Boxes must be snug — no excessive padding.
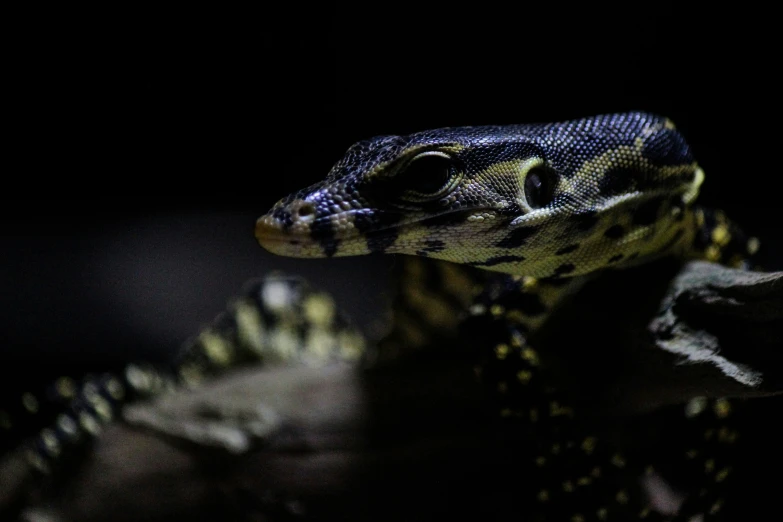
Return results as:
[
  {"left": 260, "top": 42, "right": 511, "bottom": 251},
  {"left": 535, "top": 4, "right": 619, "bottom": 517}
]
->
[
  {"left": 524, "top": 166, "right": 558, "bottom": 209},
  {"left": 396, "top": 151, "right": 457, "bottom": 200}
]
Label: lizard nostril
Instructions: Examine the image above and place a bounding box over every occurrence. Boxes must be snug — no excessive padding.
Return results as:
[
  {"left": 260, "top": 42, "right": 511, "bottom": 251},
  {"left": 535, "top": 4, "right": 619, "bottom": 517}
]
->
[{"left": 297, "top": 203, "right": 315, "bottom": 217}]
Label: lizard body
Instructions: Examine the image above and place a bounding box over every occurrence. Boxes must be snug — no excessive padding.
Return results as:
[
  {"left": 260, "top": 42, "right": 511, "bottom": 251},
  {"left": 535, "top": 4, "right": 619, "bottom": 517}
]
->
[
  {"left": 2, "top": 113, "right": 760, "bottom": 521},
  {"left": 255, "top": 112, "right": 759, "bottom": 520}
]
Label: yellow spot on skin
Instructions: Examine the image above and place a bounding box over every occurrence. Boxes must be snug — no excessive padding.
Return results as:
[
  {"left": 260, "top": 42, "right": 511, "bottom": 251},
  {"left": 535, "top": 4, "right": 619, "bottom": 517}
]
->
[
  {"left": 611, "top": 454, "right": 626, "bottom": 468},
  {"left": 55, "top": 377, "right": 76, "bottom": 399},
  {"left": 179, "top": 363, "right": 205, "bottom": 387},
  {"left": 716, "top": 467, "right": 731, "bottom": 482},
  {"left": 711, "top": 225, "right": 730, "bottom": 246},
  {"left": 79, "top": 412, "right": 101, "bottom": 435},
  {"left": 495, "top": 343, "right": 509, "bottom": 359},
  {"left": 551, "top": 443, "right": 561, "bottom": 455},
  {"left": 490, "top": 304, "right": 504, "bottom": 316},
  {"left": 522, "top": 276, "right": 538, "bottom": 292},
  {"left": 718, "top": 426, "right": 735, "bottom": 443},
  {"left": 40, "top": 429, "right": 60, "bottom": 456},
  {"left": 705, "top": 244, "right": 721, "bottom": 261},
  {"left": 234, "top": 299, "right": 265, "bottom": 355},
  {"left": 304, "top": 328, "right": 337, "bottom": 362},
  {"left": 597, "top": 508, "right": 608, "bottom": 520},
  {"left": 591, "top": 466, "right": 601, "bottom": 478},
  {"left": 696, "top": 209, "right": 705, "bottom": 227},
  {"left": 581, "top": 436, "right": 597, "bottom": 455},
  {"left": 57, "top": 414, "right": 78, "bottom": 439},
  {"left": 92, "top": 397, "right": 113, "bottom": 422},
  {"left": 517, "top": 370, "right": 532, "bottom": 383},
  {"left": 571, "top": 514, "right": 585, "bottom": 522},
  {"left": 685, "top": 396, "right": 708, "bottom": 417},
  {"left": 550, "top": 401, "right": 574, "bottom": 417},
  {"left": 639, "top": 507, "right": 651, "bottom": 518},
  {"left": 22, "top": 393, "right": 39, "bottom": 413},
  {"left": 105, "top": 378, "right": 125, "bottom": 400},
  {"left": 521, "top": 347, "right": 540, "bottom": 366},
  {"left": 577, "top": 477, "right": 592, "bottom": 486},
  {"left": 616, "top": 489, "right": 629, "bottom": 504},
  {"left": 510, "top": 331, "right": 525, "bottom": 348},
  {"left": 705, "top": 459, "right": 715, "bottom": 473},
  {"left": 26, "top": 449, "right": 50, "bottom": 474},
  {"left": 710, "top": 500, "right": 723, "bottom": 514},
  {"left": 199, "top": 330, "right": 233, "bottom": 366},
  {"left": 535, "top": 456, "right": 546, "bottom": 467},
  {"left": 538, "top": 489, "right": 549, "bottom": 502},
  {"left": 504, "top": 309, "right": 527, "bottom": 325},
  {"left": 337, "top": 330, "right": 365, "bottom": 360},
  {"left": 469, "top": 304, "right": 486, "bottom": 316},
  {"left": 83, "top": 382, "right": 100, "bottom": 402},
  {"left": 714, "top": 398, "right": 731, "bottom": 418},
  {"left": 268, "top": 325, "right": 300, "bottom": 361},
  {"left": 126, "top": 364, "right": 153, "bottom": 391},
  {"left": 747, "top": 237, "right": 760, "bottom": 255}
]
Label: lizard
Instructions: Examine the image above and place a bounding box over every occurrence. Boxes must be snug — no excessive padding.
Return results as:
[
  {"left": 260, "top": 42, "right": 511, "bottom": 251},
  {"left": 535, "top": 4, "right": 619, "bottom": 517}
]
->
[
  {"left": 0, "top": 112, "right": 760, "bottom": 521},
  {"left": 254, "top": 111, "right": 760, "bottom": 520}
]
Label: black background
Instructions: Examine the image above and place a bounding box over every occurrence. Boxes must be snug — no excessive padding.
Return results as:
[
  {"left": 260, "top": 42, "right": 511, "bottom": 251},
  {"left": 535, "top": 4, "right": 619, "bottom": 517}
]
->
[{"left": 2, "top": 3, "right": 781, "bottom": 517}]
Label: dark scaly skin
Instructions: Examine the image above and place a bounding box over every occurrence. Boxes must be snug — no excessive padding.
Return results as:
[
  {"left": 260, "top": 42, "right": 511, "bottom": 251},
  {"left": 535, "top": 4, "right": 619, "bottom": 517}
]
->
[
  {"left": 2, "top": 114, "right": 758, "bottom": 520},
  {"left": 255, "top": 112, "right": 704, "bottom": 275},
  {"left": 256, "top": 113, "right": 760, "bottom": 520}
]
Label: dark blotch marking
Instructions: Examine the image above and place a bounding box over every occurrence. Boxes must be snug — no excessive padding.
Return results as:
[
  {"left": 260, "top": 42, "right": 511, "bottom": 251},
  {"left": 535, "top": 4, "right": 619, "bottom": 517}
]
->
[
  {"left": 367, "top": 231, "right": 399, "bottom": 253},
  {"left": 422, "top": 239, "right": 446, "bottom": 253},
  {"left": 414, "top": 250, "right": 429, "bottom": 257},
  {"left": 469, "top": 254, "right": 526, "bottom": 267},
  {"left": 496, "top": 226, "right": 540, "bottom": 248},
  {"left": 321, "top": 239, "right": 339, "bottom": 257},
  {"left": 555, "top": 244, "right": 579, "bottom": 255},
  {"left": 598, "top": 167, "right": 643, "bottom": 197},
  {"left": 421, "top": 212, "right": 470, "bottom": 228},
  {"left": 604, "top": 224, "right": 625, "bottom": 239},
  {"left": 632, "top": 197, "right": 665, "bottom": 226},
  {"left": 608, "top": 253, "right": 624, "bottom": 263},
  {"left": 693, "top": 209, "right": 717, "bottom": 252},
  {"left": 573, "top": 209, "right": 599, "bottom": 232},
  {"left": 310, "top": 217, "right": 339, "bottom": 257},
  {"left": 353, "top": 210, "right": 402, "bottom": 254},
  {"left": 551, "top": 263, "right": 576, "bottom": 276},
  {"left": 627, "top": 252, "right": 640, "bottom": 261},
  {"left": 538, "top": 276, "right": 572, "bottom": 287}
]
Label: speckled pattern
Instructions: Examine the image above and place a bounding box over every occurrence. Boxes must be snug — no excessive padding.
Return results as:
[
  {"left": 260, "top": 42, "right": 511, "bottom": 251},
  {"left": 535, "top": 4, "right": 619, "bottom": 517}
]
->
[
  {"left": 257, "top": 113, "right": 760, "bottom": 520},
  {"left": 3, "top": 114, "right": 759, "bottom": 521},
  {"left": 257, "top": 113, "right": 704, "bottom": 277}
]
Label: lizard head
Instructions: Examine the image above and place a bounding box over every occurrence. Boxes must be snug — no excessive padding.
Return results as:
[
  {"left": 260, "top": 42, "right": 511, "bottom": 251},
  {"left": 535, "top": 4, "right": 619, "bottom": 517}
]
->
[{"left": 256, "top": 112, "right": 703, "bottom": 278}]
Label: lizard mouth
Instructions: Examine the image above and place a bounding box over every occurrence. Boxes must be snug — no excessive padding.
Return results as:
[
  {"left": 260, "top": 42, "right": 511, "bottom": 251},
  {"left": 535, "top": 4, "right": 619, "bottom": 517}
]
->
[{"left": 256, "top": 208, "right": 505, "bottom": 257}]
